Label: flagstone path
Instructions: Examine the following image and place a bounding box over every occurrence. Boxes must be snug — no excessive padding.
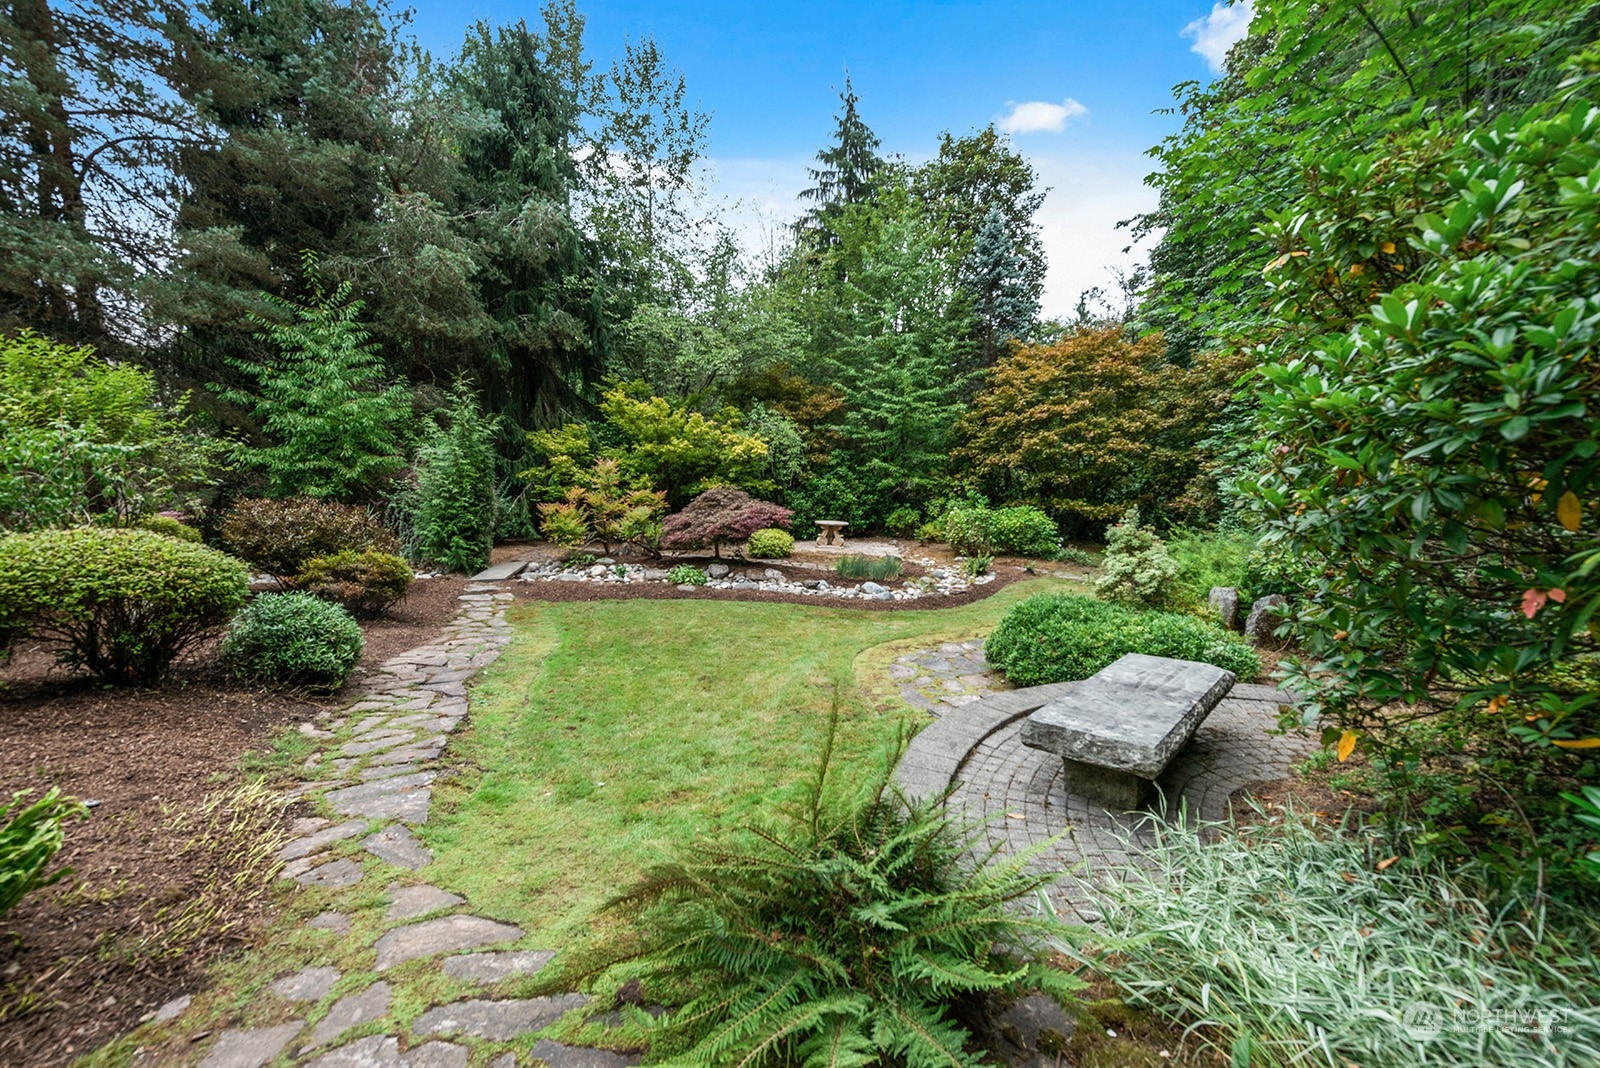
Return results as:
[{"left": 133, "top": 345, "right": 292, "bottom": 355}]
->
[{"left": 139, "top": 583, "right": 640, "bottom": 1068}]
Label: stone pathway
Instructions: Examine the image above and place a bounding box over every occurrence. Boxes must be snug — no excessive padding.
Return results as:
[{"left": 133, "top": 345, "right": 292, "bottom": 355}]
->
[
  {"left": 891, "top": 642, "right": 1316, "bottom": 924},
  {"left": 144, "top": 584, "right": 639, "bottom": 1068}
]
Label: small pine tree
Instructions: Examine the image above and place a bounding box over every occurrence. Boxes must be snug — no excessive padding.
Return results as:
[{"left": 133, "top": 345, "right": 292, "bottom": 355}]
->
[
  {"left": 411, "top": 382, "right": 497, "bottom": 573},
  {"left": 223, "top": 253, "right": 412, "bottom": 503},
  {"left": 1096, "top": 505, "right": 1180, "bottom": 608}
]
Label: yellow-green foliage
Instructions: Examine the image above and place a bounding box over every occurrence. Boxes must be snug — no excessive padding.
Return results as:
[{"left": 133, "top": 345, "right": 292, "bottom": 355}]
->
[
  {"left": 744, "top": 527, "right": 794, "bottom": 558},
  {"left": 296, "top": 549, "right": 412, "bottom": 617}
]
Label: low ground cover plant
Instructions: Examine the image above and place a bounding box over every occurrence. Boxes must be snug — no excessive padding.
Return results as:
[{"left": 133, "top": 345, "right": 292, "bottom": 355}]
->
[
  {"left": 222, "top": 591, "right": 363, "bottom": 690},
  {"left": 986, "top": 592, "right": 1259, "bottom": 685},
  {"left": 744, "top": 527, "right": 793, "bottom": 558},
  {"left": 221, "top": 497, "right": 399, "bottom": 578},
  {"left": 666, "top": 564, "right": 705, "bottom": 585},
  {"left": 1071, "top": 808, "right": 1600, "bottom": 1068},
  {"left": 296, "top": 549, "right": 413, "bottom": 617},
  {"left": 546, "top": 724, "right": 1081, "bottom": 1068},
  {"left": 1, "top": 788, "right": 87, "bottom": 918},
  {"left": 836, "top": 553, "right": 902, "bottom": 582},
  {"left": 0, "top": 527, "right": 249, "bottom": 684}
]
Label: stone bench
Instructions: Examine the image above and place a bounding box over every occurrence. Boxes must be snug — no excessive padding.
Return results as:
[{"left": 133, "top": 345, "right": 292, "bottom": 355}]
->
[{"left": 1019, "top": 653, "right": 1235, "bottom": 809}]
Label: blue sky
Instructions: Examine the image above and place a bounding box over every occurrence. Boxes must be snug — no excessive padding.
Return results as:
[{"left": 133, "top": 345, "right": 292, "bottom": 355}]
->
[{"left": 404, "top": 1, "right": 1254, "bottom": 316}]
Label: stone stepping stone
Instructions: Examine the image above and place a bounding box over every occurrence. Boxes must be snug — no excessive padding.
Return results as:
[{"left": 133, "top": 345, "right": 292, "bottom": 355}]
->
[
  {"left": 386, "top": 883, "right": 464, "bottom": 920},
  {"left": 297, "top": 858, "right": 365, "bottom": 888},
  {"left": 364, "top": 825, "right": 432, "bottom": 870},
  {"left": 279, "top": 819, "right": 369, "bottom": 862},
  {"left": 291, "top": 816, "right": 332, "bottom": 835},
  {"left": 341, "top": 731, "right": 417, "bottom": 757},
  {"left": 411, "top": 995, "right": 588, "bottom": 1041},
  {"left": 308, "top": 981, "right": 391, "bottom": 1046},
  {"left": 361, "top": 762, "right": 431, "bottom": 782},
  {"left": 528, "top": 1039, "right": 640, "bottom": 1068},
  {"left": 469, "top": 561, "right": 528, "bottom": 581},
  {"left": 308, "top": 911, "right": 352, "bottom": 934},
  {"left": 301, "top": 1035, "right": 467, "bottom": 1067},
  {"left": 441, "top": 949, "right": 554, "bottom": 984},
  {"left": 374, "top": 915, "right": 524, "bottom": 971},
  {"left": 365, "top": 740, "right": 446, "bottom": 769},
  {"left": 143, "top": 993, "right": 191, "bottom": 1024},
  {"left": 270, "top": 965, "right": 341, "bottom": 1002},
  {"left": 198, "top": 1021, "right": 303, "bottom": 1068},
  {"left": 325, "top": 773, "right": 436, "bottom": 824}
]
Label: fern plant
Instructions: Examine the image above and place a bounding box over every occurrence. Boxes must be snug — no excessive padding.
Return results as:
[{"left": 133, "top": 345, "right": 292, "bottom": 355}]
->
[{"left": 545, "top": 716, "right": 1081, "bottom": 1068}]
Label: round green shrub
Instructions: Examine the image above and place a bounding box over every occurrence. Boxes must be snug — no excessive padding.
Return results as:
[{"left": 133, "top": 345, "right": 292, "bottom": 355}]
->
[
  {"left": 745, "top": 527, "right": 794, "bottom": 559},
  {"left": 296, "top": 550, "right": 413, "bottom": 617},
  {"left": 988, "top": 505, "right": 1060, "bottom": 557},
  {"left": 222, "top": 592, "right": 363, "bottom": 690},
  {"left": 219, "top": 497, "right": 398, "bottom": 578},
  {"left": 667, "top": 564, "right": 706, "bottom": 586},
  {"left": 985, "top": 593, "right": 1261, "bottom": 687},
  {"left": 885, "top": 507, "right": 921, "bottom": 538},
  {"left": 0, "top": 527, "right": 249, "bottom": 685},
  {"left": 133, "top": 514, "right": 202, "bottom": 543}
]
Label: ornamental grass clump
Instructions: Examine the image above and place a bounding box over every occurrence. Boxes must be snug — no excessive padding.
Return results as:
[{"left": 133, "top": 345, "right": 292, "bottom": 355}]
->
[
  {"left": 0, "top": 527, "right": 249, "bottom": 685},
  {"left": 1, "top": 788, "right": 87, "bottom": 919},
  {"left": 1068, "top": 806, "right": 1600, "bottom": 1068},
  {"left": 222, "top": 591, "right": 363, "bottom": 690},
  {"left": 542, "top": 718, "right": 1082, "bottom": 1068},
  {"left": 835, "top": 553, "right": 904, "bottom": 582},
  {"left": 986, "top": 592, "right": 1259, "bottom": 686}
]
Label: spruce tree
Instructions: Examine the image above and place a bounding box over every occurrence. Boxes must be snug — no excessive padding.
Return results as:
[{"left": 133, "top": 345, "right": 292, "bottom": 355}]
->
[
  {"left": 796, "top": 76, "right": 884, "bottom": 248},
  {"left": 958, "top": 206, "right": 1040, "bottom": 368}
]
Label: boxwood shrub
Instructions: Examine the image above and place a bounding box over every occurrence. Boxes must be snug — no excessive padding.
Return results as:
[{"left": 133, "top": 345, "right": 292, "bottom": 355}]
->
[
  {"left": 744, "top": 527, "right": 794, "bottom": 559},
  {"left": 985, "top": 593, "right": 1260, "bottom": 687},
  {"left": 133, "top": 514, "right": 202, "bottom": 543},
  {"left": 222, "top": 591, "right": 363, "bottom": 690},
  {"left": 0, "top": 527, "right": 249, "bottom": 685},
  {"left": 220, "top": 497, "right": 398, "bottom": 578},
  {"left": 296, "top": 550, "right": 413, "bottom": 617}
]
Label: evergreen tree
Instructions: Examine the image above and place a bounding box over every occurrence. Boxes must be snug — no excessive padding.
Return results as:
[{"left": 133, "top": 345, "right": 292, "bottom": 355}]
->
[
  {"left": 957, "top": 206, "right": 1039, "bottom": 368},
  {"left": 796, "top": 76, "right": 884, "bottom": 249},
  {"left": 1, "top": 0, "right": 187, "bottom": 348}
]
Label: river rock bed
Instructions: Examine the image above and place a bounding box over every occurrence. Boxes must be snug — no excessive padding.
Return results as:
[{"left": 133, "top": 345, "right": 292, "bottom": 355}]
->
[{"left": 516, "top": 558, "right": 996, "bottom": 600}]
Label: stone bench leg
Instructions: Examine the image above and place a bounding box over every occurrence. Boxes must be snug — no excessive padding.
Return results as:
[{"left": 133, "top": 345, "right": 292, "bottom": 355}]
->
[{"left": 1061, "top": 758, "right": 1153, "bottom": 809}]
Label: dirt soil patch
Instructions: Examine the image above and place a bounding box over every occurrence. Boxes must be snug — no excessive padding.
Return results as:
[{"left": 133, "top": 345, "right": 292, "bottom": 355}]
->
[{"left": 0, "top": 576, "right": 465, "bottom": 1068}]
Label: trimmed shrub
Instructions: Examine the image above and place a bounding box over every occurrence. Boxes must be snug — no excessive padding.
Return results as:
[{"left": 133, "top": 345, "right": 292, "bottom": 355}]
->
[
  {"left": 667, "top": 564, "right": 706, "bottom": 586},
  {"left": 1, "top": 788, "right": 87, "bottom": 918},
  {"left": 222, "top": 592, "right": 363, "bottom": 690},
  {"left": 134, "top": 513, "right": 202, "bottom": 543},
  {"left": 744, "top": 527, "right": 793, "bottom": 559},
  {"left": 220, "top": 497, "right": 398, "bottom": 578},
  {"left": 1095, "top": 505, "right": 1179, "bottom": 608},
  {"left": 543, "top": 719, "right": 1081, "bottom": 1068},
  {"left": 836, "top": 554, "right": 903, "bottom": 582},
  {"left": 988, "top": 505, "right": 1061, "bottom": 557},
  {"left": 885, "top": 506, "right": 921, "bottom": 537},
  {"left": 0, "top": 528, "right": 249, "bottom": 685},
  {"left": 985, "top": 593, "right": 1260, "bottom": 687},
  {"left": 297, "top": 550, "right": 413, "bottom": 617},
  {"left": 661, "top": 487, "right": 792, "bottom": 559}
]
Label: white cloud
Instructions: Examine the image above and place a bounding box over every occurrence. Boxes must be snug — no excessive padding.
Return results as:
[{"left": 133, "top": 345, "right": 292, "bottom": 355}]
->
[
  {"left": 997, "top": 99, "right": 1088, "bottom": 135},
  {"left": 1182, "top": 0, "right": 1255, "bottom": 73}
]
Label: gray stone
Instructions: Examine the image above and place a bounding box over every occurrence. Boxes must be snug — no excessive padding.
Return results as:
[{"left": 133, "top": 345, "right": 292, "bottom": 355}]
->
[
  {"left": 1208, "top": 586, "right": 1240, "bottom": 630},
  {"left": 705, "top": 563, "right": 729, "bottom": 578},
  {"left": 1244, "top": 594, "right": 1287, "bottom": 640},
  {"left": 861, "top": 581, "right": 887, "bottom": 595},
  {"left": 989, "top": 994, "right": 1077, "bottom": 1068},
  {"left": 442, "top": 949, "right": 555, "bottom": 984},
  {"left": 364, "top": 825, "right": 432, "bottom": 870},
  {"left": 374, "top": 915, "right": 524, "bottom": 971},
  {"left": 470, "top": 561, "right": 528, "bottom": 581},
  {"left": 278, "top": 819, "right": 369, "bottom": 861},
  {"left": 271, "top": 965, "right": 341, "bottom": 1002},
  {"left": 801, "top": 578, "right": 824, "bottom": 590},
  {"left": 674, "top": 584, "right": 697, "bottom": 592},
  {"left": 198, "top": 1022, "right": 304, "bottom": 1068},
  {"left": 309, "top": 981, "right": 391, "bottom": 1046},
  {"left": 492, "top": 1055, "right": 517, "bottom": 1068},
  {"left": 297, "top": 858, "right": 365, "bottom": 888},
  {"left": 762, "top": 568, "right": 785, "bottom": 580},
  {"left": 340, "top": 732, "right": 418, "bottom": 757},
  {"left": 642, "top": 569, "right": 670, "bottom": 580},
  {"left": 386, "top": 883, "right": 465, "bottom": 920},
  {"left": 301, "top": 1035, "right": 468, "bottom": 1068},
  {"left": 527, "top": 1039, "right": 639, "bottom": 1068},
  {"left": 1021, "top": 654, "right": 1235, "bottom": 807},
  {"left": 147, "top": 993, "right": 191, "bottom": 1024},
  {"left": 326, "top": 772, "right": 435, "bottom": 823},
  {"left": 412, "top": 995, "right": 588, "bottom": 1041},
  {"left": 308, "top": 911, "right": 352, "bottom": 934}
]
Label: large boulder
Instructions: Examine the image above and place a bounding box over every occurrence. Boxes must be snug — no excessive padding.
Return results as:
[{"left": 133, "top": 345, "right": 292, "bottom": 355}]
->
[{"left": 1244, "top": 594, "right": 1288, "bottom": 640}]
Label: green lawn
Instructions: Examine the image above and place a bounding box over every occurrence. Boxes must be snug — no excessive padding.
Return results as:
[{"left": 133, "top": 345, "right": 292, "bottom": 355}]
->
[{"left": 421, "top": 578, "right": 1076, "bottom": 942}]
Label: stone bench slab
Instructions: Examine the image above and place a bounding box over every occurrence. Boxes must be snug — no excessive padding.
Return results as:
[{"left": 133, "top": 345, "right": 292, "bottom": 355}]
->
[{"left": 1020, "top": 653, "right": 1234, "bottom": 807}]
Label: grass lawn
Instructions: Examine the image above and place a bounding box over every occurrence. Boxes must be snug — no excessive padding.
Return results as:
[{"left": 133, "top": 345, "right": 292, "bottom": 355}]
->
[{"left": 421, "top": 577, "right": 1078, "bottom": 943}]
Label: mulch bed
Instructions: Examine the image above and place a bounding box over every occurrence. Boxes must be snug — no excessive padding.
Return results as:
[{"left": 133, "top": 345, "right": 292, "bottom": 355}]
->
[{"left": 0, "top": 576, "right": 465, "bottom": 1068}]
